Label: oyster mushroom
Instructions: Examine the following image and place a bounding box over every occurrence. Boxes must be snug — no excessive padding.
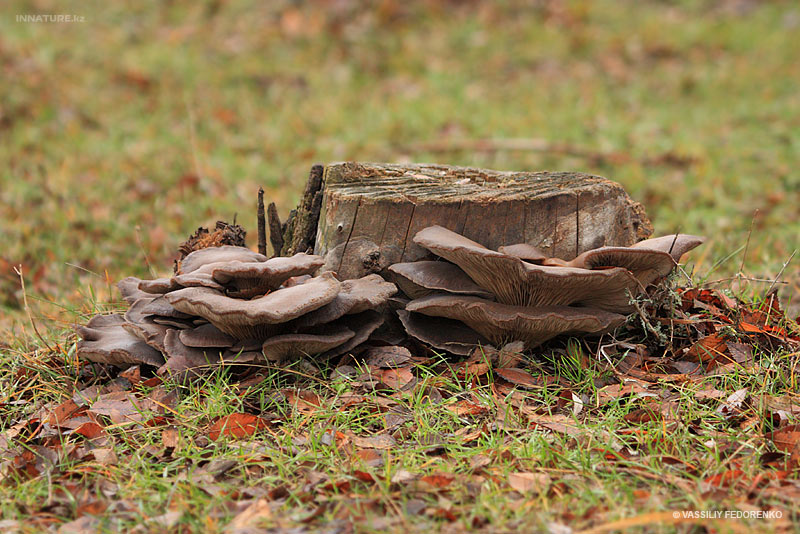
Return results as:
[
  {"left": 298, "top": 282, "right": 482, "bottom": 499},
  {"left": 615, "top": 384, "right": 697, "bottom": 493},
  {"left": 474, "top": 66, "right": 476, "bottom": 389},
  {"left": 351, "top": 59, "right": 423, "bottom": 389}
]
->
[
  {"left": 293, "top": 274, "right": 398, "bottom": 327},
  {"left": 397, "top": 309, "right": 490, "bottom": 356},
  {"left": 414, "top": 225, "right": 639, "bottom": 312},
  {"left": 117, "top": 277, "right": 150, "bottom": 304},
  {"left": 210, "top": 253, "right": 325, "bottom": 298},
  {"left": 407, "top": 294, "right": 626, "bottom": 348},
  {"left": 77, "top": 314, "right": 165, "bottom": 368},
  {"left": 631, "top": 234, "right": 705, "bottom": 262},
  {"left": 164, "top": 271, "right": 341, "bottom": 338},
  {"left": 261, "top": 325, "right": 355, "bottom": 362},
  {"left": 387, "top": 261, "right": 494, "bottom": 300},
  {"left": 177, "top": 245, "right": 267, "bottom": 275},
  {"left": 497, "top": 243, "right": 547, "bottom": 263}
]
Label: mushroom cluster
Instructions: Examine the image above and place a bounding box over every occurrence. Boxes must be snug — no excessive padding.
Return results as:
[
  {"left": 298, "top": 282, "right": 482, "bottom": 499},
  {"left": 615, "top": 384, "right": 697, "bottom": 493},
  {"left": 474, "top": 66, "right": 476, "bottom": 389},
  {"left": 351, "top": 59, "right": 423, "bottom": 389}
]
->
[
  {"left": 78, "top": 246, "right": 397, "bottom": 381},
  {"left": 389, "top": 226, "right": 703, "bottom": 354}
]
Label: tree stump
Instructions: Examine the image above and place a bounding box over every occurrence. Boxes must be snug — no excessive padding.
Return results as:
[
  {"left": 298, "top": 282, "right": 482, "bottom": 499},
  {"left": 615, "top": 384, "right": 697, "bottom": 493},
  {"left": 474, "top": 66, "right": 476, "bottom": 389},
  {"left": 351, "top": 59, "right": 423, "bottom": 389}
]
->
[{"left": 283, "top": 162, "right": 653, "bottom": 280}]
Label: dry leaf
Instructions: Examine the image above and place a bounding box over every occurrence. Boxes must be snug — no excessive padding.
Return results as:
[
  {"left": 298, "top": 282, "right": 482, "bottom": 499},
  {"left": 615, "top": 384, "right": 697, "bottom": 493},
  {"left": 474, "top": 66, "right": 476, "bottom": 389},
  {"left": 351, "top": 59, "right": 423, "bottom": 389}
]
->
[
  {"left": 353, "top": 434, "right": 396, "bottom": 450},
  {"left": 208, "top": 413, "right": 269, "bottom": 441},
  {"left": 508, "top": 472, "right": 550, "bottom": 493}
]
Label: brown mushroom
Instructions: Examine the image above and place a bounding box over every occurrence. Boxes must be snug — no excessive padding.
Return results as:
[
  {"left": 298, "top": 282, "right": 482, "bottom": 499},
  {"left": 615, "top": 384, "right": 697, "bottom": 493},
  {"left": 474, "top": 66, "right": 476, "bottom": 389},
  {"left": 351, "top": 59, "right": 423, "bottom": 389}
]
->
[
  {"left": 387, "top": 261, "right": 494, "bottom": 300},
  {"left": 397, "top": 309, "right": 490, "bottom": 356},
  {"left": 413, "top": 225, "right": 639, "bottom": 313},
  {"left": 210, "top": 253, "right": 325, "bottom": 298},
  {"left": 562, "top": 247, "right": 676, "bottom": 287},
  {"left": 177, "top": 245, "right": 267, "bottom": 275},
  {"left": 406, "top": 294, "right": 626, "bottom": 348},
  {"left": 261, "top": 325, "right": 355, "bottom": 362},
  {"left": 293, "top": 274, "right": 397, "bottom": 327},
  {"left": 178, "top": 323, "right": 236, "bottom": 348},
  {"left": 138, "top": 277, "right": 182, "bottom": 295},
  {"left": 159, "top": 329, "right": 226, "bottom": 382},
  {"left": 77, "top": 314, "right": 165, "bottom": 368},
  {"left": 631, "top": 234, "right": 705, "bottom": 262},
  {"left": 321, "top": 310, "right": 385, "bottom": 359},
  {"left": 497, "top": 243, "right": 547, "bottom": 263},
  {"left": 165, "top": 271, "right": 341, "bottom": 338},
  {"left": 117, "top": 277, "right": 150, "bottom": 304}
]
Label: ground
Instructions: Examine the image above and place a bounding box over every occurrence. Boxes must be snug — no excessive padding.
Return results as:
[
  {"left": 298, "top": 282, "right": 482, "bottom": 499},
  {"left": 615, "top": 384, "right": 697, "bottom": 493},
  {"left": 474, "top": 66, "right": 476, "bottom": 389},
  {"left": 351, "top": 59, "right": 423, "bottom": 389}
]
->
[{"left": 1, "top": 1, "right": 799, "bottom": 532}]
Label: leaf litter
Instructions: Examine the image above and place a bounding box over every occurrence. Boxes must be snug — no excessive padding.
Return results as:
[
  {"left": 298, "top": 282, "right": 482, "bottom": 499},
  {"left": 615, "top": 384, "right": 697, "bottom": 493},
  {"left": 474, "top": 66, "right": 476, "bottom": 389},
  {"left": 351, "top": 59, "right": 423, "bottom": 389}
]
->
[{"left": 3, "top": 277, "right": 800, "bottom": 531}]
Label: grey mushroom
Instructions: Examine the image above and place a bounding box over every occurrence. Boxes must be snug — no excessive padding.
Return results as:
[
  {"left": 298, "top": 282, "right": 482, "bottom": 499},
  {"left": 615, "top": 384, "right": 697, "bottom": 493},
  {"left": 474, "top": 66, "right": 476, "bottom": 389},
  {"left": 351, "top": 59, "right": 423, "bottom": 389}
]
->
[{"left": 77, "top": 314, "right": 165, "bottom": 368}]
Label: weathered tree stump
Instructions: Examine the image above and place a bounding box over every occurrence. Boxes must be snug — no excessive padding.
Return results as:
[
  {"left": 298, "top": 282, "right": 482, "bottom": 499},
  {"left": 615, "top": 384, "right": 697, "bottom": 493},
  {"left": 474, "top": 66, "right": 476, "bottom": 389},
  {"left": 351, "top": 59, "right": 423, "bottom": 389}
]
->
[{"left": 281, "top": 162, "right": 653, "bottom": 280}]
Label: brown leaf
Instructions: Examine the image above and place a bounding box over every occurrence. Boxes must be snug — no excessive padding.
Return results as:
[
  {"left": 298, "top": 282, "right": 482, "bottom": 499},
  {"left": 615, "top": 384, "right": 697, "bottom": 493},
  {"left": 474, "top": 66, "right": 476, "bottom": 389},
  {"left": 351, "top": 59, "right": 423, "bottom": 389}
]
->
[
  {"left": 374, "top": 367, "right": 415, "bottom": 390},
  {"left": 73, "top": 422, "right": 105, "bottom": 440},
  {"left": 769, "top": 424, "right": 800, "bottom": 454},
  {"left": 90, "top": 448, "right": 118, "bottom": 465},
  {"left": 495, "top": 367, "right": 541, "bottom": 388},
  {"left": 282, "top": 389, "right": 321, "bottom": 414},
  {"left": 508, "top": 472, "right": 550, "bottom": 493},
  {"left": 353, "top": 434, "right": 396, "bottom": 450},
  {"left": 419, "top": 473, "right": 454, "bottom": 489},
  {"left": 162, "top": 427, "right": 179, "bottom": 449},
  {"left": 47, "top": 399, "right": 81, "bottom": 426},
  {"left": 208, "top": 413, "right": 269, "bottom": 441},
  {"left": 686, "top": 334, "right": 727, "bottom": 362},
  {"left": 365, "top": 346, "right": 412, "bottom": 368},
  {"left": 445, "top": 400, "right": 490, "bottom": 417},
  {"left": 228, "top": 499, "right": 272, "bottom": 530},
  {"left": 353, "top": 448, "right": 384, "bottom": 468}
]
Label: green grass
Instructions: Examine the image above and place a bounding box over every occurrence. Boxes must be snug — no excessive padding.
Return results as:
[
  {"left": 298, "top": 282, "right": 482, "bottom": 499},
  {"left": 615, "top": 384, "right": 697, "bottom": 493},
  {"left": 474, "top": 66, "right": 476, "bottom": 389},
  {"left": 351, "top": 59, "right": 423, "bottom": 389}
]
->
[{"left": 1, "top": 0, "right": 799, "bottom": 532}]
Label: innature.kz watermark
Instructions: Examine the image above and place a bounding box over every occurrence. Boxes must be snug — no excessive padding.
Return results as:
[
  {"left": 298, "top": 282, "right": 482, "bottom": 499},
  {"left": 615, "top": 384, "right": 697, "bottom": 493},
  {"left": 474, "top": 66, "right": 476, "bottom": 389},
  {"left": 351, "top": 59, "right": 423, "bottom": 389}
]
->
[
  {"left": 673, "top": 510, "right": 783, "bottom": 520},
  {"left": 17, "top": 14, "right": 85, "bottom": 23}
]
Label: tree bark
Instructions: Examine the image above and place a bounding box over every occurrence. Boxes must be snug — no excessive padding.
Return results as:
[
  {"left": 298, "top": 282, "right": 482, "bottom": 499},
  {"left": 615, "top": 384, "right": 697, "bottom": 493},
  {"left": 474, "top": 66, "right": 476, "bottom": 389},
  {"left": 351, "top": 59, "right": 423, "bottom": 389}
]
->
[{"left": 311, "top": 162, "right": 653, "bottom": 280}]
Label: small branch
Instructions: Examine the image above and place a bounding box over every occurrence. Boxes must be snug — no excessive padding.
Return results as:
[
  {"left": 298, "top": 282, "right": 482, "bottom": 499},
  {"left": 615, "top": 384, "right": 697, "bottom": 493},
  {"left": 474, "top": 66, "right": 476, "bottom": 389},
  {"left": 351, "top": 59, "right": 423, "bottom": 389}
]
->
[
  {"left": 257, "top": 187, "right": 266, "bottom": 256},
  {"left": 267, "top": 202, "right": 283, "bottom": 258}
]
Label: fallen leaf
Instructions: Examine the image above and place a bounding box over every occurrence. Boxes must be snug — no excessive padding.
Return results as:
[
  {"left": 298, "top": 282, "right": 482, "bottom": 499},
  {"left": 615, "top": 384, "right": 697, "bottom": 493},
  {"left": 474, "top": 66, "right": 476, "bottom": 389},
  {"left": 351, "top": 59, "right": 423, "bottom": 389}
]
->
[
  {"left": 47, "top": 400, "right": 81, "bottom": 426},
  {"left": 508, "top": 472, "right": 551, "bottom": 493},
  {"left": 353, "top": 434, "right": 396, "bottom": 450},
  {"left": 375, "top": 367, "right": 415, "bottom": 390},
  {"left": 495, "top": 367, "right": 544, "bottom": 388},
  {"left": 419, "top": 473, "right": 454, "bottom": 489},
  {"left": 208, "top": 413, "right": 269, "bottom": 441},
  {"left": 365, "top": 346, "right": 412, "bottom": 368}
]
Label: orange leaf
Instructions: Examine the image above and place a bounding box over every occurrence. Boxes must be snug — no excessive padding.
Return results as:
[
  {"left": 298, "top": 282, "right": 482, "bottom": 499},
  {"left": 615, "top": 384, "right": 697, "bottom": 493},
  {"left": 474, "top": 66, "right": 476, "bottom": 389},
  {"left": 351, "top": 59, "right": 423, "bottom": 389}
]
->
[
  {"left": 419, "top": 473, "right": 455, "bottom": 488},
  {"left": 208, "top": 413, "right": 269, "bottom": 441}
]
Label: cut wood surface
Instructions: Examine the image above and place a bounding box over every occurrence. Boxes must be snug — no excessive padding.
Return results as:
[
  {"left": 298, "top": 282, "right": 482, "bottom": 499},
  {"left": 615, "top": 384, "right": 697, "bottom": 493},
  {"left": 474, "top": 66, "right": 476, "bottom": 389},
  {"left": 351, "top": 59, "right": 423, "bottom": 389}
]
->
[{"left": 312, "top": 162, "right": 653, "bottom": 280}]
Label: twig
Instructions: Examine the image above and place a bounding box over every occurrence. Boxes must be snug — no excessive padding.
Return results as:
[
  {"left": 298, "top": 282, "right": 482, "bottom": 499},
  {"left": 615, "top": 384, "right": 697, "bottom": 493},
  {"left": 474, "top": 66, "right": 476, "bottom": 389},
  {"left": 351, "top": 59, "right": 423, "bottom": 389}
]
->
[
  {"left": 766, "top": 249, "right": 797, "bottom": 296},
  {"left": 257, "top": 187, "right": 267, "bottom": 256},
  {"left": 738, "top": 209, "right": 758, "bottom": 276},
  {"left": 14, "top": 265, "right": 54, "bottom": 353}
]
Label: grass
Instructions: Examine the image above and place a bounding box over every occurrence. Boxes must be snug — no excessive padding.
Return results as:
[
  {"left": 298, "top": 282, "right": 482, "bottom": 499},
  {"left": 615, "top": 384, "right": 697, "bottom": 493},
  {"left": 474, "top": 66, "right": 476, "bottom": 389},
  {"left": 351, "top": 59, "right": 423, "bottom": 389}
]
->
[{"left": 1, "top": 0, "right": 799, "bottom": 532}]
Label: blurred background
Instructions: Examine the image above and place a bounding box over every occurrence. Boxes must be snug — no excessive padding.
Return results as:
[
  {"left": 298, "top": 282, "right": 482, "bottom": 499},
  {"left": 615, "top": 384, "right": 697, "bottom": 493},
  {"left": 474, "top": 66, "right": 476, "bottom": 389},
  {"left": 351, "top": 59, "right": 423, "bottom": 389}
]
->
[{"left": 1, "top": 0, "right": 798, "bottom": 335}]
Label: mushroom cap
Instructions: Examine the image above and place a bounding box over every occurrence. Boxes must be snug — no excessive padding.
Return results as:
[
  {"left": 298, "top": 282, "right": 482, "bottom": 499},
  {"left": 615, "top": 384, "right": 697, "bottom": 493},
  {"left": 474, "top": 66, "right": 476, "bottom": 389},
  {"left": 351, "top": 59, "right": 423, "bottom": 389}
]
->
[
  {"left": 261, "top": 325, "right": 355, "bottom": 362},
  {"left": 159, "top": 329, "right": 226, "bottom": 383},
  {"left": 413, "top": 225, "right": 639, "bottom": 312},
  {"left": 210, "top": 253, "right": 325, "bottom": 298},
  {"left": 138, "top": 277, "right": 182, "bottom": 295},
  {"left": 117, "top": 277, "right": 150, "bottom": 304},
  {"left": 397, "top": 309, "right": 490, "bottom": 356},
  {"left": 293, "top": 274, "right": 397, "bottom": 327},
  {"left": 165, "top": 271, "right": 341, "bottom": 338},
  {"left": 631, "top": 234, "right": 705, "bottom": 262},
  {"left": 178, "top": 323, "right": 237, "bottom": 348},
  {"left": 172, "top": 263, "right": 226, "bottom": 291},
  {"left": 566, "top": 247, "right": 676, "bottom": 287},
  {"left": 320, "top": 310, "right": 385, "bottom": 359},
  {"left": 137, "top": 295, "right": 194, "bottom": 319},
  {"left": 497, "top": 243, "right": 547, "bottom": 263},
  {"left": 177, "top": 245, "right": 267, "bottom": 275},
  {"left": 406, "top": 294, "right": 626, "bottom": 348},
  {"left": 387, "top": 261, "right": 494, "bottom": 300},
  {"left": 121, "top": 301, "right": 172, "bottom": 352},
  {"left": 77, "top": 314, "right": 165, "bottom": 368}
]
